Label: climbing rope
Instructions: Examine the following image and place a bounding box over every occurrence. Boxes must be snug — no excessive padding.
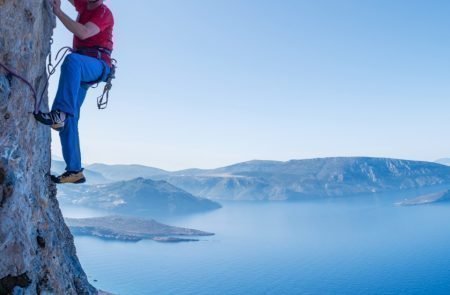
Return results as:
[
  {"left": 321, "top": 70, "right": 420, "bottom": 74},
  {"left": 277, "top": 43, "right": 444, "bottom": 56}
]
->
[
  {"left": 0, "top": 38, "right": 116, "bottom": 114},
  {"left": 38, "top": 39, "right": 73, "bottom": 113},
  {"left": 47, "top": 41, "right": 73, "bottom": 79},
  {"left": 0, "top": 38, "right": 69, "bottom": 114},
  {"left": 0, "top": 61, "right": 39, "bottom": 114}
]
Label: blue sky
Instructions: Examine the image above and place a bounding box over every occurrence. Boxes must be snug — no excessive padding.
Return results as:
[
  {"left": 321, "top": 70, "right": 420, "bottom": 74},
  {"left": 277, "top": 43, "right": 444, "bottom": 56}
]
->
[{"left": 50, "top": 0, "right": 450, "bottom": 170}]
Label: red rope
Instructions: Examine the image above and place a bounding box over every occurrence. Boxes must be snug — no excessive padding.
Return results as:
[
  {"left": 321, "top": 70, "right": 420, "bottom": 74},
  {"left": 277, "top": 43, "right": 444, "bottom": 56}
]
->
[
  {"left": 0, "top": 46, "right": 71, "bottom": 115},
  {"left": 0, "top": 62, "right": 40, "bottom": 114}
]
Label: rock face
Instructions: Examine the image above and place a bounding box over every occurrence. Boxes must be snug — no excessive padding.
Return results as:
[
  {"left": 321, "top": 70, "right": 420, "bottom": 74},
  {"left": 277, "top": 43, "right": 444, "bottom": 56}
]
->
[{"left": 0, "top": 1, "right": 96, "bottom": 294}]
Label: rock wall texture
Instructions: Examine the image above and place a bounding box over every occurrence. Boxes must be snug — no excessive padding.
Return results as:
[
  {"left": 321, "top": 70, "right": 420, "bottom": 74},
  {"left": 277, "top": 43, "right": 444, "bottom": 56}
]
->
[{"left": 0, "top": 1, "right": 96, "bottom": 294}]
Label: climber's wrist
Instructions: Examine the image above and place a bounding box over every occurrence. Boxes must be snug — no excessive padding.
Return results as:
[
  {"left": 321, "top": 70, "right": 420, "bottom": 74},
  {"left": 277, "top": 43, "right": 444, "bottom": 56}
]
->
[{"left": 54, "top": 8, "right": 63, "bottom": 17}]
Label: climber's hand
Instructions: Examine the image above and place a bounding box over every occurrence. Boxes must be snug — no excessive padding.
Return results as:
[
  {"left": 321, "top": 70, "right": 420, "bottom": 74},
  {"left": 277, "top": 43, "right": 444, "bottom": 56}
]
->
[{"left": 52, "top": 0, "right": 62, "bottom": 15}]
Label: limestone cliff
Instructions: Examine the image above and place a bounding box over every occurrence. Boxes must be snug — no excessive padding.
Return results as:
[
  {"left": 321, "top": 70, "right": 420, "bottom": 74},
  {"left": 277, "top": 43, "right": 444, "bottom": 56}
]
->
[{"left": 0, "top": 1, "right": 96, "bottom": 294}]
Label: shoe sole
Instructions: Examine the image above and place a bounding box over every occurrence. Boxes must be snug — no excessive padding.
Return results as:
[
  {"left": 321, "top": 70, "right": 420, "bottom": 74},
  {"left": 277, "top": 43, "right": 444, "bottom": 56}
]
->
[
  {"left": 74, "top": 177, "right": 86, "bottom": 184},
  {"left": 34, "top": 113, "right": 53, "bottom": 126},
  {"left": 51, "top": 176, "right": 86, "bottom": 184},
  {"left": 34, "top": 113, "right": 65, "bottom": 130},
  {"left": 51, "top": 123, "right": 65, "bottom": 132}
]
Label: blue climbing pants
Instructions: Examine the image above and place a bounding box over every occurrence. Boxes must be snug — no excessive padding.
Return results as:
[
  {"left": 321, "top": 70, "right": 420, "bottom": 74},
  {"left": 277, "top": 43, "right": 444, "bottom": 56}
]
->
[{"left": 51, "top": 53, "right": 110, "bottom": 172}]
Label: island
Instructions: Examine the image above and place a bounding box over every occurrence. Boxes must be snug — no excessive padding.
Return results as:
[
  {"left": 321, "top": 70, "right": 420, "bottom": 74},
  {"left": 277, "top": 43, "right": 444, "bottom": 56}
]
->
[
  {"left": 65, "top": 215, "right": 214, "bottom": 242},
  {"left": 395, "top": 189, "right": 450, "bottom": 206}
]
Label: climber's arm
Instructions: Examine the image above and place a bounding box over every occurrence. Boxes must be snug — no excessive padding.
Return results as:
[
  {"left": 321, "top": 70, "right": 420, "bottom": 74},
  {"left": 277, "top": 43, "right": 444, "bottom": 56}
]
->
[{"left": 53, "top": 0, "right": 100, "bottom": 40}]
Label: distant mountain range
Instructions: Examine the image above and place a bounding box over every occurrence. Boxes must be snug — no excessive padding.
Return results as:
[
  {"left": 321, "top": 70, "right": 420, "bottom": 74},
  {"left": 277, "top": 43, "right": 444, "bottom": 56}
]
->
[
  {"left": 53, "top": 157, "right": 450, "bottom": 202},
  {"left": 86, "top": 163, "right": 168, "bottom": 181},
  {"left": 57, "top": 177, "right": 221, "bottom": 217},
  {"left": 88, "top": 157, "right": 450, "bottom": 200}
]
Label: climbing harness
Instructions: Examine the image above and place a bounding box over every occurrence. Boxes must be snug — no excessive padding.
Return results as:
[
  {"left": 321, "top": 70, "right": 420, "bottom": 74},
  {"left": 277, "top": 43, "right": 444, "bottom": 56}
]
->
[{"left": 0, "top": 38, "right": 117, "bottom": 114}]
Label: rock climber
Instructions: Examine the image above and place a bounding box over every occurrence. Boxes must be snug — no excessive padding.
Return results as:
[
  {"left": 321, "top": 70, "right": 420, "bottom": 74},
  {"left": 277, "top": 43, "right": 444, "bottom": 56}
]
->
[{"left": 35, "top": 0, "right": 114, "bottom": 184}]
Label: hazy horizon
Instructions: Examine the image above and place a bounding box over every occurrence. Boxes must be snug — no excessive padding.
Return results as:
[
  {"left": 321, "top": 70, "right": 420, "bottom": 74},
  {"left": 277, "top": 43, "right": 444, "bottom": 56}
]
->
[{"left": 52, "top": 153, "right": 448, "bottom": 172}]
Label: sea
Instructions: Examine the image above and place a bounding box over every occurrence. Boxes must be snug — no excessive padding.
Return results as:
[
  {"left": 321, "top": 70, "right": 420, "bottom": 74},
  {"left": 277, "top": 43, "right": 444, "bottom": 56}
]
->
[{"left": 61, "top": 191, "right": 450, "bottom": 295}]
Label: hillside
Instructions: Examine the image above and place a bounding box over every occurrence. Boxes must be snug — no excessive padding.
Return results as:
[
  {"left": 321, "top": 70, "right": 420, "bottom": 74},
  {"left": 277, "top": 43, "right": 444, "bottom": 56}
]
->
[
  {"left": 435, "top": 158, "right": 450, "bottom": 166},
  {"left": 86, "top": 163, "right": 169, "bottom": 181},
  {"left": 58, "top": 177, "right": 222, "bottom": 216}
]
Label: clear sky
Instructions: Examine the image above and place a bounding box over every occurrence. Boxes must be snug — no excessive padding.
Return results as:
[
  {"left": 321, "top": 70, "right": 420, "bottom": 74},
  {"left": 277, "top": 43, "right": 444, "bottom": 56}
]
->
[{"left": 50, "top": 0, "right": 450, "bottom": 170}]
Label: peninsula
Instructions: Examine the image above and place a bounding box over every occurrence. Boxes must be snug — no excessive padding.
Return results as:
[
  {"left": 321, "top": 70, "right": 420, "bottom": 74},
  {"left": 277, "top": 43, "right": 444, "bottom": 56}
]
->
[{"left": 396, "top": 190, "right": 450, "bottom": 206}]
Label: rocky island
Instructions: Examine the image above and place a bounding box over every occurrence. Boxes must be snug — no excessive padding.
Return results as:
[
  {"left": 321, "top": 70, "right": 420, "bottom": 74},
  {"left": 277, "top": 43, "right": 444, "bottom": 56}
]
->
[
  {"left": 65, "top": 215, "right": 214, "bottom": 242},
  {"left": 396, "top": 189, "right": 450, "bottom": 206}
]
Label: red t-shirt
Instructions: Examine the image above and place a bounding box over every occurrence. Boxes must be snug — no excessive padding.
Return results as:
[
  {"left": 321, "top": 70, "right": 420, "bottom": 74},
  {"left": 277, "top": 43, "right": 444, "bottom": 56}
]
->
[{"left": 73, "top": 0, "right": 114, "bottom": 53}]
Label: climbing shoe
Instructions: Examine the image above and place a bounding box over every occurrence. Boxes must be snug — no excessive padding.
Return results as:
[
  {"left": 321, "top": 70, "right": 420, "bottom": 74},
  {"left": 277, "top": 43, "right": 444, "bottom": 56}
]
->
[
  {"left": 34, "top": 110, "right": 66, "bottom": 131},
  {"left": 51, "top": 169, "right": 86, "bottom": 184}
]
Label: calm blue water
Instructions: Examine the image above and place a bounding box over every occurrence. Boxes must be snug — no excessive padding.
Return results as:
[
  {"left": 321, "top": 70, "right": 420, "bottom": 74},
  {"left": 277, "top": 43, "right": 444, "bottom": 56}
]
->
[{"left": 62, "top": 196, "right": 450, "bottom": 295}]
